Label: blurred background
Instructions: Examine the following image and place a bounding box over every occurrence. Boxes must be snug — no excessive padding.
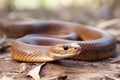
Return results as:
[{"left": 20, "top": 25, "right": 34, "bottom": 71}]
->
[{"left": 0, "top": 0, "right": 119, "bottom": 26}]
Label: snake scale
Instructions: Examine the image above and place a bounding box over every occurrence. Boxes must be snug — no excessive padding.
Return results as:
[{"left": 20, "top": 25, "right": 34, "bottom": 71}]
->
[{"left": 0, "top": 20, "right": 116, "bottom": 62}]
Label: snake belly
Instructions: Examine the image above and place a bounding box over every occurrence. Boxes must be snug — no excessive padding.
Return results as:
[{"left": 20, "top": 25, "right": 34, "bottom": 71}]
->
[{"left": 0, "top": 20, "right": 116, "bottom": 62}]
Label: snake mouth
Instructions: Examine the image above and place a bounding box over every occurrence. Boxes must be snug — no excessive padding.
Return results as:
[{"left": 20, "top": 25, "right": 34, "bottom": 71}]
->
[
  {"left": 50, "top": 52, "right": 80, "bottom": 60},
  {"left": 50, "top": 46, "right": 81, "bottom": 59},
  {"left": 50, "top": 43, "right": 81, "bottom": 60}
]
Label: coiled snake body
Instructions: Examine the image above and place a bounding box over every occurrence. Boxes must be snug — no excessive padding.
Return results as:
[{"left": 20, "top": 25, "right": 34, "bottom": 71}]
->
[{"left": 0, "top": 20, "right": 116, "bottom": 62}]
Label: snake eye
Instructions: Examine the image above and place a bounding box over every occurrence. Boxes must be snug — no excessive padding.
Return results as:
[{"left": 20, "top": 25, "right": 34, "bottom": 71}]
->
[{"left": 63, "top": 45, "right": 69, "bottom": 50}]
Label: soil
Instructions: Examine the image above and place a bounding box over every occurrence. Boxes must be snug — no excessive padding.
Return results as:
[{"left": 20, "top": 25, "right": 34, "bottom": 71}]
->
[{"left": 0, "top": 45, "right": 120, "bottom": 80}]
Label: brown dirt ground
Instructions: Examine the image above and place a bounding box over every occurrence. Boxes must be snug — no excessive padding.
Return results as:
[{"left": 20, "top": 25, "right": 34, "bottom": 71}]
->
[{"left": 0, "top": 37, "right": 120, "bottom": 80}]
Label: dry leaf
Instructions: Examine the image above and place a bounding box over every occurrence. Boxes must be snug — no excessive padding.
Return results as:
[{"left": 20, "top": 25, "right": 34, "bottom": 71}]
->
[
  {"left": 0, "top": 34, "right": 6, "bottom": 45},
  {"left": 27, "top": 63, "right": 45, "bottom": 80},
  {"left": 19, "top": 63, "right": 27, "bottom": 73},
  {"left": 97, "top": 18, "right": 120, "bottom": 29},
  {"left": 104, "top": 75, "right": 120, "bottom": 80}
]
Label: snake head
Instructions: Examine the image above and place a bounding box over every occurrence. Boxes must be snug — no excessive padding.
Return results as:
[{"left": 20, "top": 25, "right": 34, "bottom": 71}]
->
[{"left": 49, "top": 43, "right": 81, "bottom": 59}]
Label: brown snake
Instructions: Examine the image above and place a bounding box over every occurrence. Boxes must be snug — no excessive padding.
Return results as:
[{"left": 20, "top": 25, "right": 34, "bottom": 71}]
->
[{"left": 0, "top": 20, "right": 116, "bottom": 62}]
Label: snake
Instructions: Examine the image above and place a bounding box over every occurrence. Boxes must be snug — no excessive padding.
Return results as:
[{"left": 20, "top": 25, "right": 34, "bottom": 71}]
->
[{"left": 0, "top": 20, "right": 116, "bottom": 62}]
